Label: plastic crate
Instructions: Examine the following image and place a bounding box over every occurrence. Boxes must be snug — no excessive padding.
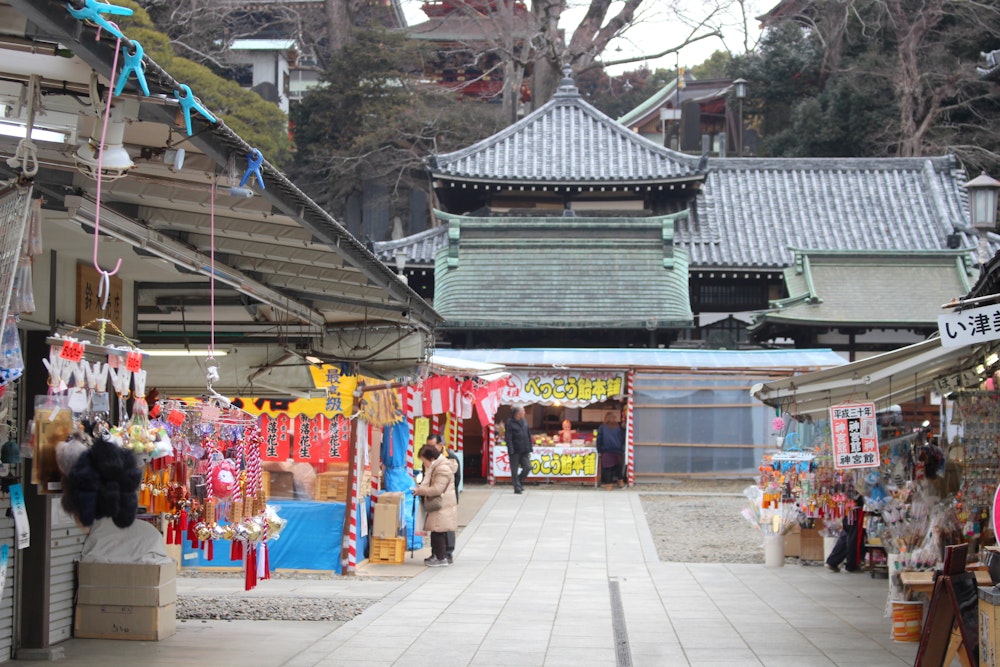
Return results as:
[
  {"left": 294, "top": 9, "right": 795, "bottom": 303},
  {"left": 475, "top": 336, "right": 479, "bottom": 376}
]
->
[{"left": 370, "top": 536, "right": 406, "bottom": 564}]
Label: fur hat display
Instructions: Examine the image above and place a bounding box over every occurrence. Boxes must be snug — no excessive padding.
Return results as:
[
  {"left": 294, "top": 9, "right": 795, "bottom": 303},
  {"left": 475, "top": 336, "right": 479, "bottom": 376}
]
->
[{"left": 61, "top": 425, "right": 142, "bottom": 528}]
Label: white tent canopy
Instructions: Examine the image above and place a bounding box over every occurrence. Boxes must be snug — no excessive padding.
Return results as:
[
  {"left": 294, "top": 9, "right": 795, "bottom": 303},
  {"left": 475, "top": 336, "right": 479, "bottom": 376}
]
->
[{"left": 750, "top": 337, "right": 1000, "bottom": 419}]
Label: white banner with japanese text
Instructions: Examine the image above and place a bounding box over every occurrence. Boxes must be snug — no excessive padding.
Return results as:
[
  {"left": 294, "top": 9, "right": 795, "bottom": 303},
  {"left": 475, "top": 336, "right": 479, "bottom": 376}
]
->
[
  {"left": 498, "top": 370, "right": 627, "bottom": 407},
  {"left": 938, "top": 303, "right": 1000, "bottom": 348},
  {"left": 830, "top": 402, "right": 880, "bottom": 469},
  {"left": 492, "top": 446, "right": 599, "bottom": 479}
]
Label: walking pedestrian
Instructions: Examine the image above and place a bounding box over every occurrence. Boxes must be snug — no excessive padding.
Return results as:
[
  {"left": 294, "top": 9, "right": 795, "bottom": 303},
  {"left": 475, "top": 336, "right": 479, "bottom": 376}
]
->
[{"left": 504, "top": 406, "right": 532, "bottom": 494}]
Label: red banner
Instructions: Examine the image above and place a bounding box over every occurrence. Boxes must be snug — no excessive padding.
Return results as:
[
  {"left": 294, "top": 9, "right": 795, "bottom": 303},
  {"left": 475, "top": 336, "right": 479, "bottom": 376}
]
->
[{"left": 258, "top": 413, "right": 349, "bottom": 464}]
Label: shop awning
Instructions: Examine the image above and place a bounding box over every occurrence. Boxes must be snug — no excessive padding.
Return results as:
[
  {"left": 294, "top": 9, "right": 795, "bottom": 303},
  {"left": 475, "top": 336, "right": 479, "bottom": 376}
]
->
[{"left": 750, "top": 337, "right": 1000, "bottom": 419}]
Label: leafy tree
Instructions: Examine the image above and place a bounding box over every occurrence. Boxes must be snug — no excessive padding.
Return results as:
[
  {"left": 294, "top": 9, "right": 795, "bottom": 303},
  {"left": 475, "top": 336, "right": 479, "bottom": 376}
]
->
[
  {"left": 740, "top": 0, "right": 1000, "bottom": 169},
  {"left": 690, "top": 51, "right": 732, "bottom": 80},
  {"left": 287, "top": 28, "right": 507, "bottom": 229},
  {"left": 729, "top": 22, "right": 823, "bottom": 143},
  {"left": 136, "top": 0, "right": 400, "bottom": 71},
  {"left": 116, "top": 1, "right": 291, "bottom": 165}
]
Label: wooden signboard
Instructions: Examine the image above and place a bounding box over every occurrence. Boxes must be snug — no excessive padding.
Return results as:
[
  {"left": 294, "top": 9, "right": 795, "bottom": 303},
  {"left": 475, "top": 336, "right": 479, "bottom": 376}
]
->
[
  {"left": 76, "top": 262, "right": 123, "bottom": 329},
  {"left": 915, "top": 543, "right": 979, "bottom": 667}
]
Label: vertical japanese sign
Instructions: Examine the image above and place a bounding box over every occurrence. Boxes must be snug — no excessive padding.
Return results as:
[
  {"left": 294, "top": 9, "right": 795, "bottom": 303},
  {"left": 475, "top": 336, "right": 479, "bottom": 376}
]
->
[
  {"left": 830, "top": 402, "right": 880, "bottom": 469},
  {"left": 9, "top": 484, "right": 28, "bottom": 549},
  {"left": 76, "top": 262, "right": 123, "bottom": 329}
]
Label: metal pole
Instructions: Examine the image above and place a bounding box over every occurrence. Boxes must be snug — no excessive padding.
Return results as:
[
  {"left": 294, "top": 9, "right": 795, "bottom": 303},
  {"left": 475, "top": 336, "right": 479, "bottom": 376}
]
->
[{"left": 738, "top": 97, "right": 744, "bottom": 158}]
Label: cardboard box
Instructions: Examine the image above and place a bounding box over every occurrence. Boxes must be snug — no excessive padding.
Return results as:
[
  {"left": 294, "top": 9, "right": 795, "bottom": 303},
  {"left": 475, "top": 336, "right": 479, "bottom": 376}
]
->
[
  {"left": 373, "top": 500, "right": 401, "bottom": 538},
  {"left": 74, "top": 603, "right": 176, "bottom": 641},
  {"left": 379, "top": 491, "right": 404, "bottom": 505},
  {"left": 784, "top": 524, "right": 801, "bottom": 558},
  {"left": 800, "top": 520, "right": 825, "bottom": 561},
  {"left": 77, "top": 562, "right": 177, "bottom": 606},
  {"left": 268, "top": 470, "right": 295, "bottom": 499}
]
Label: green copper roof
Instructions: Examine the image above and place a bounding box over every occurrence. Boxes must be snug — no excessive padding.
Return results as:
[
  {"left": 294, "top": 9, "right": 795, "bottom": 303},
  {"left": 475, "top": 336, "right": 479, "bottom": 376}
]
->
[
  {"left": 432, "top": 212, "right": 693, "bottom": 329},
  {"left": 751, "top": 250, "right": 976, "bottom": 330}
]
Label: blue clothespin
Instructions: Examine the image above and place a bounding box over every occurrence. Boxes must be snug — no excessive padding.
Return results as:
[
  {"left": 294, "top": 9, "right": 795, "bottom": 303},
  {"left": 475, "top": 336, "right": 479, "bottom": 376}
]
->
[
  {"left": 66, "top": 0, "right": 133, "bottom": 41},
  {"left": 113, "top": 40, "right": 149, "bottom": 97},
  {"left": 174, "top": 84, "right": 217, "bottom": 136},
  {"left": 239, "top": 149, "right": 265, "bottom": 190}
]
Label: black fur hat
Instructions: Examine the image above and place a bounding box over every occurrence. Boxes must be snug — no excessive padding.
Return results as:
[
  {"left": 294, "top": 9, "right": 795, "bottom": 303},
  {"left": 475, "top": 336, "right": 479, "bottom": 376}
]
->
[{"left": 63, "top": 430, "right": 141, "bottom": 528}]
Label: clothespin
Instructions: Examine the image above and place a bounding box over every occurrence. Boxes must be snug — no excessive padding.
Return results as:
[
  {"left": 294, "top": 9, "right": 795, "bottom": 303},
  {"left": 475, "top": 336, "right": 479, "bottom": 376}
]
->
[
  {"left": 174, "top": 84, "right": 216, "bottom": 136},
  {"left": 239, "top": 149, "right": 265, "bottom": 190},
  {"left": 66, "top": 0, "right": 133, "bottom": 41},
  {"left": 113, "top": 40, "right": 149, "bottom": 97}
]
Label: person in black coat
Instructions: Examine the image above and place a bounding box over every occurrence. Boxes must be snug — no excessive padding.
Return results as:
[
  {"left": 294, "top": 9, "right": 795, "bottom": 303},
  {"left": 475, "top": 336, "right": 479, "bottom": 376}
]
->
[
  {"left": 596, "top": 411, "right": 626, "bottom": 489},
  {"left": 826, "top": 495, "right": 866, "bottom": 572},
  {"left": 504, "top": 406, "right": 532, "bottom": 494}
]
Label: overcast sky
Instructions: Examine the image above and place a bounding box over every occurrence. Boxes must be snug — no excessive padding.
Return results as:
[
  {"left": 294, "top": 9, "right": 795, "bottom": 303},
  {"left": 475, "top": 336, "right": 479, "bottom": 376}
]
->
[{"left": 399, "top": 0, "right": 764, "bottom": 74}]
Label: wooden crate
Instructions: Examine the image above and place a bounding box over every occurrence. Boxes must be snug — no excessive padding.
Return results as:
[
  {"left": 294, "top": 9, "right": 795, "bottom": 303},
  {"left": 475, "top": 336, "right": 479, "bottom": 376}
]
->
[
  {"left": 370, "top": 536, "right": 406, "bottom": 564},
  {"left": 315, "top": 472, "right": 348, "bottom": 502}
]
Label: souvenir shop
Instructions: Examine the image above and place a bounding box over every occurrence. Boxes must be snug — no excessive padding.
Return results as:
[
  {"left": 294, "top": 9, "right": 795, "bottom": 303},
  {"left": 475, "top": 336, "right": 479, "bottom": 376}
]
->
[
  {"left": 751, "top": 334, "right": 1000, "bottom": 644},
  {"left": 0, "top": 0, "right": 441, "bottom": 658}
]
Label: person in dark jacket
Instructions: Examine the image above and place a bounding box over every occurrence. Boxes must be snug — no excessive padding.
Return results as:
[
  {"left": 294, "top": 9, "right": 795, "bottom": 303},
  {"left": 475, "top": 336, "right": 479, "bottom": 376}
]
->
[
  {"left": 826, "top": 495, "right": 866, "bottom": 572},
  {"left": 596, "top": 411, "right": 625, "bottom": 489},
  {"left": 504, "top": 406, "right": 532, "bottom": 494},
  {"left": 427, "top": 433, "right": 459, "bottom": 563}
]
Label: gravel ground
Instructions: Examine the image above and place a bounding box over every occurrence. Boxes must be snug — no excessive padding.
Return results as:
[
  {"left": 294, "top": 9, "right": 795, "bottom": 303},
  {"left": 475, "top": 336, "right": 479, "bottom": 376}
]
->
[
  {"left": 177, "top": 596, "right": 372, "bottom": 621},
  {"left": 638, "top": 478, "right": 765, "bottom": 564},
  {"left": 178, "top": 478, "right": 766, "bottom": 621}
]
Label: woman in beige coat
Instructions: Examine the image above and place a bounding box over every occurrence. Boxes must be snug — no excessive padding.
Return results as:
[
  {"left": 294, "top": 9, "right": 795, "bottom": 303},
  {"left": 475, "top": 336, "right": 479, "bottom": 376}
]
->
[{"left": 414, "top": 444, "right": 457, "bottom": 567}]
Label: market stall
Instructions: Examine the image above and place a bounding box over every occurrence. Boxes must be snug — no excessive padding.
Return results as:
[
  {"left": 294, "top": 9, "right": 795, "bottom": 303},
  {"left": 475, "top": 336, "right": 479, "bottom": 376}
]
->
[
  {"left": 487, "top": 368, "right": 631, "bottom": 486},
  {"left": 749, "top": 334, "right": 1000, "bottom": 645}
]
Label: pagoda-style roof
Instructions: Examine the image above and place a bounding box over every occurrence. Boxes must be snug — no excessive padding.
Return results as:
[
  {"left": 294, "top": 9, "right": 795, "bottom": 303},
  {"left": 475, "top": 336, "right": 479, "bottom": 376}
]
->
[
  {"left": 432, "top": 211, "right": 692, "bottom": 329},
  {"left": 617, "top": 76, "right": 733, "bottom": 129},
  {"left": 407, "top": 11, "right": 534, "bottom": 42},
  {"left": 749, "top": 250, "right": 976, "bottom": 336},
  {"left": 380, "top": 155, "right": 992, "bottom": 272},
  {"left": 428, "top": 69, "right": 704, "bottom": 186},
  {"left": 680, "top": 155, "right": 991, "bottom": 270}
]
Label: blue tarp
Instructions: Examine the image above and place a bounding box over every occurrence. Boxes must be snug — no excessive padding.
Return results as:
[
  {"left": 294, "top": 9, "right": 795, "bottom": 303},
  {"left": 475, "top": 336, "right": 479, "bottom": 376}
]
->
[
  {"left": 381, "top": 421, "right": 423, "bottom": 551},
  {"left": 181, "top": 500, "right": 347, "bottom": 573}
]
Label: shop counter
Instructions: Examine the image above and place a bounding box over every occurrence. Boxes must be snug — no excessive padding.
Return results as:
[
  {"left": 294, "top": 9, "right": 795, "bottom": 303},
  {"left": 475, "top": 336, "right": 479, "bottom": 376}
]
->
[
  {"left": 900, "top": 569, "right": 991, "bottom": 596},
  {"left": 181, "top": 500, "right": 353, "bottom": 573}
]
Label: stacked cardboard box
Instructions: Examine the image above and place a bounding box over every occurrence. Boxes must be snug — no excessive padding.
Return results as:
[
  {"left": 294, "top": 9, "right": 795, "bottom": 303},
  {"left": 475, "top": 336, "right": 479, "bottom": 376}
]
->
[
  {"left": 75, "top": 561, "right": 177, "bottom": 641},
  {"left": 373, "top": 492, "right": 404, "bottom": 538}
]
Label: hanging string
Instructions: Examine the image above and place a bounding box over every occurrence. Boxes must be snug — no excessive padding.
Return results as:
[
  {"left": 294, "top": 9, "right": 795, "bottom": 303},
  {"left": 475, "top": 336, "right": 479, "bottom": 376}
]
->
[
  {"left": 209, "top": 180, "right": 216, "bottom": 360},
  {"left": 92, "top": 35, "right": 125, "bottom": 310},
  {"left": 204, "top": 179, "right": 221, "bottom": 394}
]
